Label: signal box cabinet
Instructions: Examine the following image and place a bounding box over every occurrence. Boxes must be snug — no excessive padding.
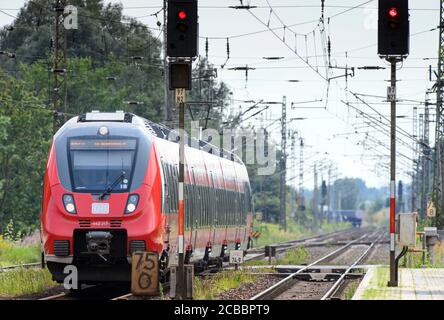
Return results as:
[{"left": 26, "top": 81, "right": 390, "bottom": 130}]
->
[{"left": 397, "top": 212, "right": 417, "bottom": 247}]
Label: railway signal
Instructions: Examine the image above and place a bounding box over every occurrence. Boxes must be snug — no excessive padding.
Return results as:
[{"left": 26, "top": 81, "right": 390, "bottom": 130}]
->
[
  {"left": 167, "top": 0, "right": 198, "bottom": 58},
  {"left": 166, "top": 0, "right": 199, "bottom": 300},
  {"left": 377, "top": 0, "right": 410, "bottom": 288},
  {"left": 378, "top": 0, "right": 409, "bottom": 57}
]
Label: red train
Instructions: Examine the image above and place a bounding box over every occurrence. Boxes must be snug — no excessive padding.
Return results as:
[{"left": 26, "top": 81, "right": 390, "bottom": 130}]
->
[{"left": 41, "top": 111, "right": 253, "bottom": 284}]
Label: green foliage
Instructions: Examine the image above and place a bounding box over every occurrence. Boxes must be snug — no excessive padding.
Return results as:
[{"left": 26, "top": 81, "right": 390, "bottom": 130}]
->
[
  {"left": 0, "top": 0, "right": 162, "bottom": 66},
  {"left": 252, "top": 220, "right": 350, "bottom": 248},
  {"left": 253, "top": 221, "right": 310, "bottom": 248},
  {"left": 247, "top": 151, "right": 282, "bottom": 223},
  {"left": 0, "top": 0, "right": 231, "bottom": 235},
  {"left": 344, "top": 281, "right": 360, "bottom": 300},
  {"left": 243, "top": 247, "right": 309, "bottom": 267},
  {"left": 278, "top": 247, "right": 309, "bottom": 265},
  {"left": 0, "top": 71, "right": 52, "bottom": 233},
  {"left": 188, "top": 58, "right": 232, "bottom": 130},
  {"left": 3, "top": 219, "right": 25, "bottom": 242},
  {"left": 0, "top": 267, "right": 56, "bottom": 297},
  {"left": 368, "top": 198, "right": 385, "bottom": 214},
  {"left": 0, "top": 239, "right": 40, "bottom": 267},
  {"left": 332, "top": 178, "right": 361, "bottom": 210},
  {"left": 193, "top": 270, "right": 257, "bottom": 300}
]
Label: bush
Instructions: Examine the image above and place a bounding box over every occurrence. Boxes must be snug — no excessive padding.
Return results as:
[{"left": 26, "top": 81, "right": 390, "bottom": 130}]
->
[
  {"left": 0, "top": 268, "right": 56, "bottom": 297},
  {"left": 0, "top": 237, "right": 40, "bottom": 266}
]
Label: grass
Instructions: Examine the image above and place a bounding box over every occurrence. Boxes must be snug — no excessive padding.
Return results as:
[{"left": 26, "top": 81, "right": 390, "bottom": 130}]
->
[
  {"left": 343, "top": 281, "right": 360, "bottom": 300},
  {"left": 0, "top": 237, "right": 41, "bottom": 267},
  {"left": 245, "top": 247, "right": 310, "bottom": 267},
  {"left": 398, "top": 234, "right": 444, "bottom": 269},
  {"left": 278, "top": 247, "right": 309, "bottom": 265},
  {"left": 0, "top": 267, "right": 57, "bottom": 297},
  {"left": 252, "top": 220, "right": 351, "bottom": 248},
  {"left": 360, "top": 267, "right": 391, "bottom": 300},
  {"left": 193, "top": 270, "right": 257, "bottom": 300}
]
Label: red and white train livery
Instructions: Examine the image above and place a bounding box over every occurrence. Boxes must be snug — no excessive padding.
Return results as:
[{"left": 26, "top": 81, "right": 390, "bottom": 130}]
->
[{"left": 41, "top": 111, "right": 253, "bottom": 283}]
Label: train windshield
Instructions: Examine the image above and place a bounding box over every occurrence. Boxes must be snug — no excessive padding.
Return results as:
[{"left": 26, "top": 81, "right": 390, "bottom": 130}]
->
[{"left": 68, "top": 138, "right": 137, "bottom": 193}]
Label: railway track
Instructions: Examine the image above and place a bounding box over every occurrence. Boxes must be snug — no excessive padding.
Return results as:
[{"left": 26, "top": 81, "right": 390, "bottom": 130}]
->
[
  {"left": 0, "top": 262, "right": 41, "bottom": 272},
  {"left": 245, "top": 227, "right": 365, "bottom": 261},
  {"left": 320, "top": 232, "right": 384, "bottom": 300},
  {"left": 40, "top": 283, "right": 132, "bottom": 300},
  {"left": 250, "top": 230, "right": 385, "bottom": 300},
  {"left": 39, "top": 227, "right": 371, "bottom": 300}
]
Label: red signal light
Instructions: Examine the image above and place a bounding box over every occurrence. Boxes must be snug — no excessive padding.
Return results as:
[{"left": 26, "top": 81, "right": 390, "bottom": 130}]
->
[
  {"left": 178, "top": 10, "right": 187, "bottom": 20},
  {"left": 389, "top": 7, "right": 398, "bottom": 18}
]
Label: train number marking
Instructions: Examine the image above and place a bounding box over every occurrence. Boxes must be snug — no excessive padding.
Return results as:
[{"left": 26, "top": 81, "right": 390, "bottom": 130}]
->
[
  {"left": 229, "top": 250, "right": 244, "bottom": 265},
  {"left": 175, "top": 88, "right": 186, "bottom": 104},
  {"left": 131, "top": 251, "right": 159, "bottom": 296},
  {"left": 91, "top": 203, "right": 109, "bottom": 214}
]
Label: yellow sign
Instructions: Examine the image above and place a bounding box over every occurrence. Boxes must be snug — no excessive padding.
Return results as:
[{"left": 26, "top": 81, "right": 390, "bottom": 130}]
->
[
  {"left": 175, "top": 88, "right": 186, "bottom": 104},
  {"left": 131, "top": 251, "right": 159, "bottom": 296},
  {"left": 427, "top": 201, "right": 436, "bottom": 218}
]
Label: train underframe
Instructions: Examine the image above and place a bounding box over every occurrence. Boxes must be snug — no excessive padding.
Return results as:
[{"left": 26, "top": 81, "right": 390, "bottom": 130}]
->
[{"left": 45, "top": 228, "right": 251, "bottom": 284}]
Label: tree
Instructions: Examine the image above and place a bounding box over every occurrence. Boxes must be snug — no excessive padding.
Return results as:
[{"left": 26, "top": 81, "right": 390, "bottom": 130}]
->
[
  {"left": 332, "top": 178, "right": 361, "bottom": 210},
  {"left": 0, "top": 0, "right": 161, "bottom": 66},
  {"left": 0, "top": 69, "right": 52, "bottom": 233},
  {"left": 0, "top": 1, "right": 235, "bottom": 234}
]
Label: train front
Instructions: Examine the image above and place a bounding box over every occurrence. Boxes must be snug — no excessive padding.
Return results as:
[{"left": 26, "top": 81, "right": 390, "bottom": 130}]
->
[{"left": 41, "top": 112, "right": 163, "bottom": 284}]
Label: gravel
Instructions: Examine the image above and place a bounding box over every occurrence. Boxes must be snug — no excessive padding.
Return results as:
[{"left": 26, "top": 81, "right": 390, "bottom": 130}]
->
[
  {"left": 327, "top": 244, "right": 372, "bottom": 265},
  {"left": 217, "top": 275, "right": 282, "bottom": 300},
  {"left": 363, "top": 243, "right": 389, "bottom": 265},
  {"left": 274, "top": 281, "right": 334, "bottom": 300},
  {"left": 213, "top": 229, "right": 387, "bottom": 300}
]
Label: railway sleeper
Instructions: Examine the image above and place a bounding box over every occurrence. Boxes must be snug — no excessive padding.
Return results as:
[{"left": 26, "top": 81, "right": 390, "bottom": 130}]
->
[{"left": 292, "top": 272, "right": 364, "bottom": 282}]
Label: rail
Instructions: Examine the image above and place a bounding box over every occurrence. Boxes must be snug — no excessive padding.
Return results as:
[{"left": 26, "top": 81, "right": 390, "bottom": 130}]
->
[{"left": 250, "top": 233, "right": 369, "bottom": 300}]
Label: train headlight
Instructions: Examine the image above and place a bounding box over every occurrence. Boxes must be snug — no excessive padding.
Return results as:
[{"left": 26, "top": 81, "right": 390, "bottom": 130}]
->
[
  {"left": 125, "top": 194, "right": 139, "bottom": 214},
  {"left": 63, "top": 194, "right": 77, "bottom": 214},
  {"left": 98, "top": 126, "right": 109, "bottom": 136}
]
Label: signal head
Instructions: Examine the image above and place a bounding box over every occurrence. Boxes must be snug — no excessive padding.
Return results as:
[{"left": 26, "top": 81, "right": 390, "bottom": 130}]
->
[
  {"left": 389, "top": 7, "right": 398, "bottom": 18},
  {"left": 178, "top": 10, "right": 187, "bottom": 20}
]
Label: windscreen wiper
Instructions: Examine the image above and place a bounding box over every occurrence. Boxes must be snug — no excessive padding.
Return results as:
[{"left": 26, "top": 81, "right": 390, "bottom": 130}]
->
[{"left": 98, "top": 171, "right": 126, "bottom": 200}]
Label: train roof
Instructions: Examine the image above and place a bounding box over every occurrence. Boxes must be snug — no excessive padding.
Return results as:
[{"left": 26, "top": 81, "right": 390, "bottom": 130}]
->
[{"left": 76, "top": 111, "right": 244, "bottom": 165}]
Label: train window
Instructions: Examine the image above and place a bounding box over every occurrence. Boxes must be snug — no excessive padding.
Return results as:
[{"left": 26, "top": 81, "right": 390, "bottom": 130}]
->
[
  {"left": 217, "top": 189, "right": 222, "bottom": 226},
  {"left": 172, "top": 164, "right": 178, "bottom": 213},
  {"left": 215, "top": 189, "right": 219, "bottom": 226},
  {"left": 231, "top": 191, "right": 235, "bottom": 226},
  {"left": 195, "top": 184, "right": 201, "bottom": 229},
  {"left": 231, "top": 191, "right": 235, "bottom": 225},
  {"left": 210, "top": 174, "right": 215, "bottom": 228},
  {"left": 167, "top": 164, "right": 173, "bottom": 213},
  {"left": 210, "top": 186, "right": 214, "bottom": 227},
  {"left": 199, "top": 185, "right": 203, "bottom": 228},
  {"left": 222, "top": 190, "right": 225, "bottom": 227},
  {"left": 161, "top": 162, "right": 169, "bottom": 213},
  {"left": 224, "top": 189, "right": 228, "bottom": 226},
  {"left": 202, "top": 185, "right": 206, "bottom": 227},
  {"left": 205, "top": 185, "right": 210, "bottom": 227},
  {"left": 198, "top": 185, "right": 202, "bottom": 227},
  {"left": 208, "top": 185, "right": 212, "bottom": 228},
  {"left": 191, "top": 170, "right": 201, "bottom": 229},
  {"left": 226, "top": 190, "right": 230, "bottom": 226},
  {"left": 225, "top": 190, "right": 229, "bottom": 226},
  {"left": 188, "top": 168, "right": 195, "bottom": 230},
  {"left": 185, "top": 181, "right": 189, "bottom": 230},
  {"left": 69, "top": 147, "right": 136, "bottom": 193},
  {"left": 235, "top": 192, "right": 239, "bottom": 224}
]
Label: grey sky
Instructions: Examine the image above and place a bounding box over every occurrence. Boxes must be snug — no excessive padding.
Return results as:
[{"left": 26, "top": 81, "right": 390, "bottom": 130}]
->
[{"left": 0, "top": 0, "right": 439, "bottom": 188}]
